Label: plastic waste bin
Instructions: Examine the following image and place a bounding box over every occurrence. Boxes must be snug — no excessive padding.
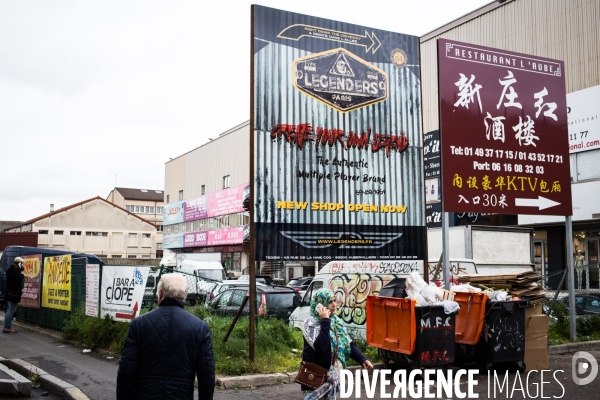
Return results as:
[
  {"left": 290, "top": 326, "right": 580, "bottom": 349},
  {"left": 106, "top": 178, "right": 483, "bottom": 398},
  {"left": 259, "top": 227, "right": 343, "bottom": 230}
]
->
[
  {"left": 454, "top": 292, "right": 488, "bottom": 345},
  {"left": 456, "top": 300, "right": 529, "bottom": 368},
  {"left": 366, "top": 296, "right": 456, "bottom": 368}
]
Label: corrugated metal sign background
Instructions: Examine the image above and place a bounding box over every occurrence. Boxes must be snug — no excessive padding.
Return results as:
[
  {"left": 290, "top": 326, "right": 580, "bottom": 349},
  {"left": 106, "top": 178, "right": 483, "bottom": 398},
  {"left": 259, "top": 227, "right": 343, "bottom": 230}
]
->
[{"left": 252, "top": 5, "right": 426, "bottom": 261}]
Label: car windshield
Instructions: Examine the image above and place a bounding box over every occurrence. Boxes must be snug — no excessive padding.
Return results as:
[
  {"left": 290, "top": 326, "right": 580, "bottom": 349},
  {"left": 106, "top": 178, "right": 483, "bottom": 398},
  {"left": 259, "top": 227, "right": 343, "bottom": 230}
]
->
[
  {"left": 266, "top": 293, "right": 296, "bottom": 308},
  {"left": 287, "top": 279, "right": 303, "bottom": 286},
  {"left": 196, "top": 269, "right": 224, "bottom": 281}
]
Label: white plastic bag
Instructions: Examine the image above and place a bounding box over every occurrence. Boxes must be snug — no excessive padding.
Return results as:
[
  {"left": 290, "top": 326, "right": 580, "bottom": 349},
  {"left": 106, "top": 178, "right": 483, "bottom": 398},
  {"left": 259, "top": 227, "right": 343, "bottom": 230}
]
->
[{"left": 405, "top": 271, "right": 428, "bottom": 298}]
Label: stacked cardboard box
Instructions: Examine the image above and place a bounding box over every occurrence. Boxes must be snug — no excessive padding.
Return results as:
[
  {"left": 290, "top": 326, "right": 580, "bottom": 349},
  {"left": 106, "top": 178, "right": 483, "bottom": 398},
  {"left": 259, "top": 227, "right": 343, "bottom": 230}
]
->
[
  {"left": 524, "top": 304, "right": 549, "bottom": 370},
  {"left": 457, "top": 271, "right": 548, "bottom": 304}
]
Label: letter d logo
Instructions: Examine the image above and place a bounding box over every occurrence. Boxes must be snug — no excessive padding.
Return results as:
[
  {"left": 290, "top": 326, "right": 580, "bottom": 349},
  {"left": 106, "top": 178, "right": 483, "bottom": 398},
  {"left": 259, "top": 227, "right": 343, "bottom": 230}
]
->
[{"left": 572, "top": 351, "right": 598, "bottom": 385}]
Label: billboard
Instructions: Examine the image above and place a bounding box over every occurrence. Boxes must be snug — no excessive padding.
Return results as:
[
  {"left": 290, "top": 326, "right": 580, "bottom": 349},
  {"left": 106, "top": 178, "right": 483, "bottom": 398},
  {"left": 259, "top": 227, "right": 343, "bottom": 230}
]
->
[
  {"left": 567, "top": 84, "right": 600, "bottom": 153},
  {"left": 41, "top": 255, "right": 71, "bottom": 311},
  {"left": 163, "top": 201, "right": 184, "bottom": 225},
  {"left": 20, "top": 254, "right": 41, "bottom": 308},
  {"left": 101, "top": 266, "right": 150, "bottom": 322},
  {"left": 184, "top": 183, "right": 247, "bottom": 222},
  {"left": 252, "top": 5, "right": 425, "bottom": 261},
  {"left": 438, "top": 39, "right": 572, "bottom": 216}
]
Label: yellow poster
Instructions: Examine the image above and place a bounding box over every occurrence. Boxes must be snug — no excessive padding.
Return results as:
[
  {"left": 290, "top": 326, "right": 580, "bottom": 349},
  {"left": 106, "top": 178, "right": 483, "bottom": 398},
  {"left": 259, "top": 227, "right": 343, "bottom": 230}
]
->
[{"left": 42, "top": 255, "right": 72, "bottom": 311}]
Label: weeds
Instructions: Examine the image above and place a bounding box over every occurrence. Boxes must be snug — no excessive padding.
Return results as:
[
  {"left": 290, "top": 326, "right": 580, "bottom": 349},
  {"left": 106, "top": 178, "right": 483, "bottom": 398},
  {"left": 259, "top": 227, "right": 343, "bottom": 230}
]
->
[
  {"left": 547, "top": 302, "right": 600, "bottom": 344},
  {"left": 63, "top": 308, "right": 130, "bottom": 353},
  {"left": 63, "top": 305, "right": 380, "bottom": 375},
  {"left": 28, "top": 372, "right": 41, "bottom": 388}
]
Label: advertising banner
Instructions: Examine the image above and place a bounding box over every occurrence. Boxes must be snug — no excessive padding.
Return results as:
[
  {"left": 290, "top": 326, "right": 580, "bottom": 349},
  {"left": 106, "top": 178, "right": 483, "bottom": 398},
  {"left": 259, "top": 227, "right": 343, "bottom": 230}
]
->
[
  {"left": 20, "top": 254, "right": 41, "bottom": 308},
  {"left": 438, "top": 39, "right": 572, "bottom": 216},
  {"left": 163, "top": 201, "right": 184, "bottom": 225},
  {"left": 183, "top": 225, "right": 246, "bottom": 247},
  {"left": 252, "top": 5, "right": 425, "bottom": 261},
  {"left": 86, "top": 264, "right": 100, "bottom": 317},
  {"left": 162, "top": 233, "right": 184, "bottom": 249},
  {"left": 424, "top": 130, "right": 441, "bottom": 179},
  {"left": 41, "top": 255, "right": 71, "bottom": 311},
  {"left": 101, "top": 266, "right": 150, "bottom": 322},
  {"left": 567, "top": 84, "right": 600, "bottom": 153},
  {"left": 184, "top": 183, "right": 247, "bottom": 222}
]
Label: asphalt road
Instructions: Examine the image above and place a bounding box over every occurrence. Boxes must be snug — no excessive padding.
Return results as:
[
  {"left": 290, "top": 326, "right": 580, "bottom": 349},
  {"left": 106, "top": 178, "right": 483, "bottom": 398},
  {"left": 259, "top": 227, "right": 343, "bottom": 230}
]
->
[{"left": 1, "top": 310, "right": 599, "bottom": 399}]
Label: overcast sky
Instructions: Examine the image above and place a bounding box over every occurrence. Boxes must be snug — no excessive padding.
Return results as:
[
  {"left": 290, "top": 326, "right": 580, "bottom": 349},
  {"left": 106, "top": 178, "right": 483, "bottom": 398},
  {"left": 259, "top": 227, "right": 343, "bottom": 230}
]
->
[{"left": 0, "top": 0, "right": 491, "bottom": 222}]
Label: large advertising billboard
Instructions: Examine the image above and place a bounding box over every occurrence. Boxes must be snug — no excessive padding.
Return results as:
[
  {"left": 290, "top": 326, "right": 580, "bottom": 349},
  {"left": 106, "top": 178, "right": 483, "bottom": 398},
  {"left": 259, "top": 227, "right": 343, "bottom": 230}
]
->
[
  {"left": 438, "top": 39, "right": 572, "bottom": 216},
  {"left": 101, "top": 266, "right": 150, "bottom": 322},
  {"left": 20, "top": 254, "right": 41, "bottom": 308},
  {"left": 252, "top": 6, "right": 425, "bottom": 261}
]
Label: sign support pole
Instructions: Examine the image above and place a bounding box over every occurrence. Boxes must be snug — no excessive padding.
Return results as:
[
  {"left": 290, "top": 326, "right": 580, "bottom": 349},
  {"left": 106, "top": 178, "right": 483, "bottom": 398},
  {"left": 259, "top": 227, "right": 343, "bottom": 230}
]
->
[
  {"left": 442, "top": 212, "right": 451, "bottom": 290},
  {"left": 565, "top": 215, "right": 576, "bottom": 340}
]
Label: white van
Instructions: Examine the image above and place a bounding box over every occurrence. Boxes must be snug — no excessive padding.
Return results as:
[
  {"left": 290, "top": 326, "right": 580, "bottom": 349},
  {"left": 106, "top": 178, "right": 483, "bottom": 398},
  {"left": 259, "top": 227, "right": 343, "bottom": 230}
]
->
[
  {"left": 288, "top": 260, "right": 424, "bottom": 339},
  {"left": 178, "top": 260, "right": 226, "bottom": 305}
]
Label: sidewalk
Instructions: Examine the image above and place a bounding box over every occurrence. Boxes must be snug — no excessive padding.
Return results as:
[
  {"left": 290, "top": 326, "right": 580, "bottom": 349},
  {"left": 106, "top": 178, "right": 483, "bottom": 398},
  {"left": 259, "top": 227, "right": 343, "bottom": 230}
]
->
[{"left": 4, "top": 315, "right": 600, "bottom": 393}]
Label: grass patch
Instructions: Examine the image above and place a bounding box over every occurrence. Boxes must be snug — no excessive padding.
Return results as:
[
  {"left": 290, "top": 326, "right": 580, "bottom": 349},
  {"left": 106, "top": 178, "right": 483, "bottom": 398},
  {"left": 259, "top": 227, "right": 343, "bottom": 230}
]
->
[
  {"left": 63, "top": 308, "right": 130, "bottom": 353},
  {"left": 547, "top": 302, "right": 600, "bottom": 345},
  {"left": 63, "top": 305, "right": 381, "bottom": 375}
]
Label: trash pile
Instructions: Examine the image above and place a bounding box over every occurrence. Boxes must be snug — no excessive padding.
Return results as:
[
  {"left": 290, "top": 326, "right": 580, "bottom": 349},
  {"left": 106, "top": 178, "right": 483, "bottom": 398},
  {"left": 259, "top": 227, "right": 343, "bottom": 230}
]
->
[
  {"left": 379, "top": 272, "right": 460, "bottom": 314},
  {"left": 456, "top": 271, "right": 547, "bottom": 304}
]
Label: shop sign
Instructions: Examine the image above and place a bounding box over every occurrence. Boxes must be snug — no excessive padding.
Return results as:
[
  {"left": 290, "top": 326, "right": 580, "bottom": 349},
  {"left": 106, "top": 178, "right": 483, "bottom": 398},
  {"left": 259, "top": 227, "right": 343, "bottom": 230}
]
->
[
  {"left": 438, "top": 39, "right": 572, "bottom": 216},
  {"left": 567, "top": 84, "right": 600, "bottom": 153}
]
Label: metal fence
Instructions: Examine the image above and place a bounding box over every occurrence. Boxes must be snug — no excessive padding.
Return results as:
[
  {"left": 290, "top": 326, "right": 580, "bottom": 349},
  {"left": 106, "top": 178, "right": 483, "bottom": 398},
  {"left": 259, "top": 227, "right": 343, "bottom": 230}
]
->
[
  {"left": 16, "top": 256, "right": 92, "bottom": 331},
  {"left": 542, "top": 262, "right": 600, "bottom": 313},
  {"left": 16, "top": 263, "right": 220, "bottom": 331},
  {"left": 143, "top": 266, "right": 220, "bottom": 313}
]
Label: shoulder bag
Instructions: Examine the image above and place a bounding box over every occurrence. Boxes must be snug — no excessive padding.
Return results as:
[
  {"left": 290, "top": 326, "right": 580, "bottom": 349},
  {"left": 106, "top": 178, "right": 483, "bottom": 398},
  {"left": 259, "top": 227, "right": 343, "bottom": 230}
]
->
[{"left": 295, "top": 329, "right": 339, "bottom": 390}]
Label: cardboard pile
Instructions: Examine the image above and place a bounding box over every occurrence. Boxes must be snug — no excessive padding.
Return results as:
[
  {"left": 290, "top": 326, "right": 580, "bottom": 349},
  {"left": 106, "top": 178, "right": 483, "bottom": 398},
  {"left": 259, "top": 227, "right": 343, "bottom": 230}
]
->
[
  {"left": 457, "top": 271, "right": 548, "bottom": 304},
  {"left": 524, "top": 304, "right": 549, "bottom": 370}
]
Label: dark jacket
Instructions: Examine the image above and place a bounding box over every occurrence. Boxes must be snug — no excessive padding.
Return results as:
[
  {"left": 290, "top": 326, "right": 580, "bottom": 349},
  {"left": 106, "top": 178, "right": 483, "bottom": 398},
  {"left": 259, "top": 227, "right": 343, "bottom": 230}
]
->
[
  {"left": 300, "top": 318, "right": 368, "bottom": 391},
  {"left": 5, "top": 264, "right": 24, "bottom": 303},
  {"left": 116, "top": 297, "right": 215, "bottom": 400}
]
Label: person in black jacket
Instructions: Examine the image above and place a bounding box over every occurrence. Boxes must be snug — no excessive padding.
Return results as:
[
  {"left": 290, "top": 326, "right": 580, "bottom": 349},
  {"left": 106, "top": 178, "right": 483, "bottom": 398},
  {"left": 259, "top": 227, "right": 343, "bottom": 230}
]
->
[
  {"left": 300, "top": 288, "right": 373, "bottom": 399},
  {"left": 3, "top": 257, "right": 25, "bottom": 333},
  {"left": 116, "top": 273, "right": 215, "bottom": 400}
]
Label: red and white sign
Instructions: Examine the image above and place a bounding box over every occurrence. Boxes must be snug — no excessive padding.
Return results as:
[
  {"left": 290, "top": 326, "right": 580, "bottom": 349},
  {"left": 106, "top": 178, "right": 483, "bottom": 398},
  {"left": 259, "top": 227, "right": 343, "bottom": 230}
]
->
[{"left": 438, "top": 39, "right": 572, "bottom": 216}]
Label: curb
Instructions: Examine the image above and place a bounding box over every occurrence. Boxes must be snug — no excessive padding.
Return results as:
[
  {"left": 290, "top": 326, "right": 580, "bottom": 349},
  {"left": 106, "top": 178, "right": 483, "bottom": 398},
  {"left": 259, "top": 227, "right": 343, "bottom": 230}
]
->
[
  {"left": 215, "top": 363, "right": 384, "bottom": 389},
  {"left": 548, "top": 340, "right": 600, "bottom": 355},
  {"left": 0, "top": 357, "right": 90, "bottom": 400}
]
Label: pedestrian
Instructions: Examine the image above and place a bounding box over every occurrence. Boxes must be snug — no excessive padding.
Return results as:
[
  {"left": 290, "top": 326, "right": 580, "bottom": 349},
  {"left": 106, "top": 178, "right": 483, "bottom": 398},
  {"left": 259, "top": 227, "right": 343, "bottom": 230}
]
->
[
  {"left": 116, "top": 273, "right": 215, "bottom": 400},
  {"left": 300, "top": 288, "right": 373, "bottom": 399},
  {"left": 3, "top": 256, "right": 25, "bottom": 333}
]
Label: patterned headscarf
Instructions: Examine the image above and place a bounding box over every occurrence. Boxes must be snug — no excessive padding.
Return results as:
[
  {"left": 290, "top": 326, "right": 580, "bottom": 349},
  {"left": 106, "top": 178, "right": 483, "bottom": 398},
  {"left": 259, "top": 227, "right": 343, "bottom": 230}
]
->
[{"left": 303, "top": 288, "right": 352, "bottom": 368}]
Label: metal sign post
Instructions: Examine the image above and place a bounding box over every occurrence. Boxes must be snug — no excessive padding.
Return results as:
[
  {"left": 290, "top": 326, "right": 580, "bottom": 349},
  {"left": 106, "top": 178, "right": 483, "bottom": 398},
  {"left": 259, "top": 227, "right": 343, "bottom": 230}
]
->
[{"left": 565, "top": 216, "right": 576, "bottom": 340}]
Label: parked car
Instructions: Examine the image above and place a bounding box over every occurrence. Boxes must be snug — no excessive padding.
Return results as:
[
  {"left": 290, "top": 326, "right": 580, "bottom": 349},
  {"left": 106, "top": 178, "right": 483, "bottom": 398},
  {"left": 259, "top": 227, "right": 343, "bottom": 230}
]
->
[
  {"left": 287, "top": 277, "right": 313, "bottom": 292},
  {"left": 238, "top": 274, "right": 274, "bottom": 285},
  {"left": 207, "top": 285, "right": 300, "bottom": 322},
  {"left": 204, "top": 280, "right": 265, "bottom": 305},
  {"left": 546, "top": 295, "right": 600, "bottom": 316}
]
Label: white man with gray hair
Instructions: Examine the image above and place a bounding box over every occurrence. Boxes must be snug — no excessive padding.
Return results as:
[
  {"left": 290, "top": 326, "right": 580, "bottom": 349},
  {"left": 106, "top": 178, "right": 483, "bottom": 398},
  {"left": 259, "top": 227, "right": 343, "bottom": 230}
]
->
[{"left": 117, "top": 273, "right": 215, "bottom": 400}]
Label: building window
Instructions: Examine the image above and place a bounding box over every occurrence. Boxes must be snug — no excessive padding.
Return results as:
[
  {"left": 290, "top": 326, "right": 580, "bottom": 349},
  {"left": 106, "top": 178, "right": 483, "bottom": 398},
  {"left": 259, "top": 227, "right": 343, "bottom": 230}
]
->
[
  {"left": 157, "top": 243, "right": 163, "bottom": 250},
  {"left": 128, "top": 255, "right": 137, "bottom": 259},
  {"left": 86, "top": 232, "right": 108, "bottom": 237},
  {"left": 70, "top": 231, "right": 82, "bottom": 236},
  {"left": 126, "top": 205, "right": 134, "bottom": 212},
  {"left": 149, "top": 207, "right": 154, "bottom": 214},
  {"left": 39, "top": 230, "right": 49, "bottom": 234},
  {"left": 166, "top": 194, "right": 170, "bottom": 203},
  {"left": 179, "top": 190, "right": 183, "bottom": 201},
  {"left": 129, "top": 233, "right": 138, "bottom": 239},
  {"left": 142, "top": 233, "right": 151, "bottom": 238},
  {"left": 201, "top": 185, "right": 205, "bottom": 195},
  {"left": 112, "top": 255, "right": 122, "bottom": 258},
  {"left": 157, "top": 224, "right": 163, "bottom": 232},
  {"left": 223, "top": 175, "right": 230, "bottom": 189},
  {"left": 54, "top": 230, "right": 64, "bottom": 235},
  {"left": 97, "top": 254, "right": 107, "bottom": 258},
  {"left": 157, "top": 207, "right": 164, "bottom": 214},
  {"left": 575, "top": 148, "right": 600, "bottom": 181}
]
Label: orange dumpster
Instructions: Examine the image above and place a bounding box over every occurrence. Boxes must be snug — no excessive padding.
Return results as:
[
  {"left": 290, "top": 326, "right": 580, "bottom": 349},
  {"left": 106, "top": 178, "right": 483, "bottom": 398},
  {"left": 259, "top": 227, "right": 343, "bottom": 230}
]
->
[{"left": 453, "top": 292, "right": 488, "bottom": 345}]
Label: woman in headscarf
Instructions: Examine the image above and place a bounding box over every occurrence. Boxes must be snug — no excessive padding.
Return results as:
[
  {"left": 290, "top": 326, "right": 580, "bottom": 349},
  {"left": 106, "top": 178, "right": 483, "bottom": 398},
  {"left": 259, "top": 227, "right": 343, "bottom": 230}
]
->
[{"left": 300, "top": 288, "right": 373, "bottom": 399}]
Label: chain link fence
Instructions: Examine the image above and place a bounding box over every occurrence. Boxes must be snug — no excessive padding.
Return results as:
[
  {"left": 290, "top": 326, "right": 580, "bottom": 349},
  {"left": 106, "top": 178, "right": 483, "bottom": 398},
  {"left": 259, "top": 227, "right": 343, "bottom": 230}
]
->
[
  {"left": 143, "top": 266, "right": 220, "bottom": 313},
  {"left": 541, "top": 262, "right": 600, "bottom": 314}
]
